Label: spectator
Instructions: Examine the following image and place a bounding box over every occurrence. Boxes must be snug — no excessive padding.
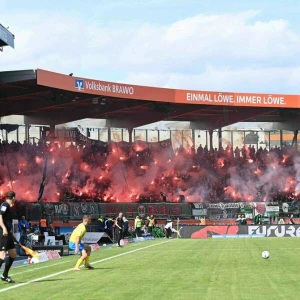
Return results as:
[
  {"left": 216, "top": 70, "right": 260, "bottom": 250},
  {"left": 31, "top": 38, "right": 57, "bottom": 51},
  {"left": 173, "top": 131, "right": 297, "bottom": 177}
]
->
[
  {"left": 122, "top": 215, "right": 129, "bottom": 238},
  {"left": 18, "top": 216, "right": 29, "bottom": 234},
  {"left": 104, "top": 216, "right": 114, "bottom": 240},
  {"left": 39, "top": 216, "right": 48, "bottom": 234},
  {"left": 289, "top": 214, "right": 296, "bottom": 224},
  {"left": 0, "top": 139, "right": 299, "bottom": 205},
  {"left": 235, "top": 215, "right": 242, "bottom": 225},
  {"left": 97, "top": 215, "right": 104, "bottom": 232},
  {"left": 115, "top": 212, "right": 124, "bottom": 247},
  {"left": 240, "top": 215, "right": 247, "bottom": 225},
  {"left": 134, "top": 216, "right": 142, "bottom": 238},
  {"left": 148, "top": 215, "right": 155, "bottom": 234},
  {"left": 164, "top": 220, "right": 177, "bottom": 238}
]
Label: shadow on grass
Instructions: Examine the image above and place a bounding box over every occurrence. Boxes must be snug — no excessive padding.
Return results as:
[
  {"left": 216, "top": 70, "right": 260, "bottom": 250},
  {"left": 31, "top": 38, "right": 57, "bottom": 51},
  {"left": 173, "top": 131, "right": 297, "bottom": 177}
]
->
[
  {"left": 85, "top": 267, "right": 116, "bottom": 270},
  {"left": 32, "top": 278, "right": 74, "bottom": 283},
  {"left": 12, "top": 278, "right": 73, "bottom": 284}
]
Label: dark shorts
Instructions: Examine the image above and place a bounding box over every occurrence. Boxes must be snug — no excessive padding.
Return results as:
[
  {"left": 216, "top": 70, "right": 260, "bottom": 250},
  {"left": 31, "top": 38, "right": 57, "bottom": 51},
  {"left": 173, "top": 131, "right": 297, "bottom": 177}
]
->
[{"left": 0, "top": 232, "right": 15, "bottom": 251}]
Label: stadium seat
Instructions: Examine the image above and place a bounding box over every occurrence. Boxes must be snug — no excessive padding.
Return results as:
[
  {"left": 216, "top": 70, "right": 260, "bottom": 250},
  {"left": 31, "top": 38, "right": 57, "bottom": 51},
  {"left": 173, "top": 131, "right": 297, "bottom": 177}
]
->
[{"left": 44, "top": 232, "right": 55, "bottom": 246}]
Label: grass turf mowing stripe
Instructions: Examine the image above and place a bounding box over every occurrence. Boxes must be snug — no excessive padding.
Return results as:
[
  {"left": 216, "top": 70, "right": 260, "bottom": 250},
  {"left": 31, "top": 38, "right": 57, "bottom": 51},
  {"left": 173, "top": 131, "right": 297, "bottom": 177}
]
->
[
  {"left": 0, "top": 240, "right": 171, "bottom": 293},
  {"left": 9, "top": 260, "right": 71, "bottom": 277}
]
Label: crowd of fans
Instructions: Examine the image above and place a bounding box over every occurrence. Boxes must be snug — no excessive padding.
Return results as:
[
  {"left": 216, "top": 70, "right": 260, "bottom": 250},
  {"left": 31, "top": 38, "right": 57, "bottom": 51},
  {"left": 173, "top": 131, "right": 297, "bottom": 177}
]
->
[{"left": 0, "top": 138, "right": 300, "bottom": 204}]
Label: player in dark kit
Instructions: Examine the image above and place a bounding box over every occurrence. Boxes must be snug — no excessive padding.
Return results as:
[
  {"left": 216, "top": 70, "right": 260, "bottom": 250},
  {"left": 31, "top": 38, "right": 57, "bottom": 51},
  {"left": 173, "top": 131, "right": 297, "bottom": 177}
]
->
[
  {"left": 0, "top": 191, "right": 17, "bottom": 283},
  {"left": 115, "top": 212, "right": 124, "bottom": 247}
]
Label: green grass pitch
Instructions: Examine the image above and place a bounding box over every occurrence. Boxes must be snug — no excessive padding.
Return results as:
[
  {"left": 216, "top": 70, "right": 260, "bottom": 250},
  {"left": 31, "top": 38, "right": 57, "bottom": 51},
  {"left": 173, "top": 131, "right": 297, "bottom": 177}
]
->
[{"left": 0, "top": 238, "right": 299, "bottom": 300}]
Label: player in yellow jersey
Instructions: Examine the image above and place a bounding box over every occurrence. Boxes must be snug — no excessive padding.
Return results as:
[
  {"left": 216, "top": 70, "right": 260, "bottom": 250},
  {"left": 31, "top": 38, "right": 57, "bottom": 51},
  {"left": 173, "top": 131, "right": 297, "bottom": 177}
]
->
[{"left": 69, "top": 215, "right": 94, "bottom": 271}]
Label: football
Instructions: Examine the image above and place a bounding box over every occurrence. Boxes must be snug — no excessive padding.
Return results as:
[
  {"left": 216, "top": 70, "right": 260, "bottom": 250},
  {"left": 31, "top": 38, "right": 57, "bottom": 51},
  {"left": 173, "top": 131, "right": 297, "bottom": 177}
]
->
[{"left": 262, "top": 251, "right": 270, "bottom": 259}]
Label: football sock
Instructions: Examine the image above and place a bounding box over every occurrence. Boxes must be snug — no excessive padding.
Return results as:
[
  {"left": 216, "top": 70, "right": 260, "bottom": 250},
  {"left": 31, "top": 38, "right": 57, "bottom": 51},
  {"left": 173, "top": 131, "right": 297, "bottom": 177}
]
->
[
  {"left": 75, "top": 258, "right": 84, "bottom": 269},
  {"left": 3, "top": 257, "right": 15, "bottom": 278},
  {"left": 0, "top": 258, "right": 4, "bottom": 269}
]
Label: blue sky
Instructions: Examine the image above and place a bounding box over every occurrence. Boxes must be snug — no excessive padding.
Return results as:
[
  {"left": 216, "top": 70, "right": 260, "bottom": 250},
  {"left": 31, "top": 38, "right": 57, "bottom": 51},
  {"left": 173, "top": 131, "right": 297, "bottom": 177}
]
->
[
  {"left": 1, "top": 0, "right": 300, "bottom": 94},
  {"left": 3, "top": 0, "right": 299, "bottom": 26}
]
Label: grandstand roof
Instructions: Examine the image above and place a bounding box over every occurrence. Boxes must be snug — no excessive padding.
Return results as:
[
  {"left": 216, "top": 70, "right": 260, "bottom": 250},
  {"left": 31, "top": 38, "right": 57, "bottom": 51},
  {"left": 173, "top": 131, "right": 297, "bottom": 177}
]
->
[
  {"left": 0, "top": 69, "right": 299, "bottom": 130},
  {"left": 0, "top": 24, "right": 14, "bottom": 49}
]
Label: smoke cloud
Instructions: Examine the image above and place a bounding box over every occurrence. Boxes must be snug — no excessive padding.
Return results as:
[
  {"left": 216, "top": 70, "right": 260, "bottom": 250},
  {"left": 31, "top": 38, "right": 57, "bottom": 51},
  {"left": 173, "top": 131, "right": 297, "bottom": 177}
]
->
[{"left": 0, "top": 141, "right": 299, "bottom": 203}]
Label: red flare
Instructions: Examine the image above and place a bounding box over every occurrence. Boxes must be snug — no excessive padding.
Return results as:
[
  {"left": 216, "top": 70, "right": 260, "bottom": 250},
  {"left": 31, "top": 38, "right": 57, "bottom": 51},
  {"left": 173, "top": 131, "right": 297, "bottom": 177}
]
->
[
  {"left": 217, "top": 158, "right": 225, "bottom": 167},
  {"left": 35, "top": 156, "right": 43, "bottom": 164}
]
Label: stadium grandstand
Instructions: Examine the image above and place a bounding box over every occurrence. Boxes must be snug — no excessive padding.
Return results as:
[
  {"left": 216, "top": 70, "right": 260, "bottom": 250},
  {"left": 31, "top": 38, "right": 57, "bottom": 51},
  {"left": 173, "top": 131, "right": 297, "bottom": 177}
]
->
[
  {"left": 0, "top": 23, "right": 14, "bottom": 52},
  {"left": 0, "top": 67, "right": 299, "bottom": 225},
  {"left": 2, "top": 3, "right": 300, "bottom": 299}
]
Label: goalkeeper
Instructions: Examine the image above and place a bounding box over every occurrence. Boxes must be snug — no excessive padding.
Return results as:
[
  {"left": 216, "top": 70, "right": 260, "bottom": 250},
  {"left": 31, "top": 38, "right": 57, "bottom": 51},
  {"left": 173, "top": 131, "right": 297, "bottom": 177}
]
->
[{"left": 69, "top": 215, "right": 94, "bottom": 271}]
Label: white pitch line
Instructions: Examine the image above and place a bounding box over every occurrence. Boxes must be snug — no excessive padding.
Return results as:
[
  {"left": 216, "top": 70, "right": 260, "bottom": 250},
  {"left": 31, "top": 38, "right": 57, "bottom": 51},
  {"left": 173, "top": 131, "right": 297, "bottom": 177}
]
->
[{"left": 0, "top": 240, "right": 171, "bottom": 293}]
